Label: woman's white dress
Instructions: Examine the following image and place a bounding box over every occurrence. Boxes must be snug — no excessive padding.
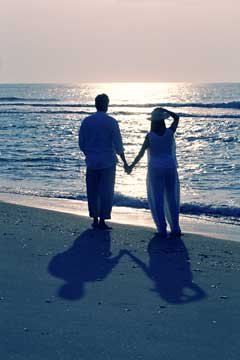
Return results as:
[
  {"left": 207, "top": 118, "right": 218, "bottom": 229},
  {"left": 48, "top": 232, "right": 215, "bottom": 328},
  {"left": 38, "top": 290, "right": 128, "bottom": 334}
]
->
[{"left": 147, "top": 129, "right": 181, "bottom": 234}]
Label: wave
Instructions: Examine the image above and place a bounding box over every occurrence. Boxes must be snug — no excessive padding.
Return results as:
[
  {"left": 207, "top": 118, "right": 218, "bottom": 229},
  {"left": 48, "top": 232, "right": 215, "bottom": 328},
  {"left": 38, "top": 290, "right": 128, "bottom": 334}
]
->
[
  {"left": 179, "top": 113, "right": 240, "bottom": 119},
  {"left": 0, "top": 102, "right": 93, "bottom": 107},
  {"left": 0, "top": 109, "right": 239, "bottom": 119},
  {"left": 114, "top": 112, "right": 240, "bottom": 120},
  {"left": 0, "top": 110, "right": 91, "bottom": 115},
  {"left": 0, "top": 188, "right": 239, "bottom": 222},
  {"left": 135, "top": 101, "right": 240, "bottom": 110},
  {"left": 54, "top": 192, "right": 240, "bottom": 221},
  {"left": 1, "top": 100, "right": 240, "bottom": 110},
  {"left": 180, "top": 203, "right": 240, "bottom": 219},
  {"left": 0, "top": 97, "right": 59, "bottom": 102},
  {"left": 113, "top": 194, "right": 240, "bottom": 219},
  {"left": 0, "top": 157, "right": 62, "bottom": 163}
]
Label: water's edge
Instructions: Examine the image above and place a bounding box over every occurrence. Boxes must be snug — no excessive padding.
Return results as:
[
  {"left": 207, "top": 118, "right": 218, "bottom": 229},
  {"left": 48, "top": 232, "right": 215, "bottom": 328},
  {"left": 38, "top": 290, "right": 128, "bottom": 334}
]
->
[{"left": 0, "top": 192, "right": 239, "bottom": 242}]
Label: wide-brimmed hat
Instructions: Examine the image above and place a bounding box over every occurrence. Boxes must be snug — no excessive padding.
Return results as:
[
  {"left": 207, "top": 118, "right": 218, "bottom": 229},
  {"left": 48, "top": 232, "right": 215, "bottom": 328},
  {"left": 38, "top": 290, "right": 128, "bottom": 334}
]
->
[{"left": 147, "top": 107, "right": 170, "bottom": 122}]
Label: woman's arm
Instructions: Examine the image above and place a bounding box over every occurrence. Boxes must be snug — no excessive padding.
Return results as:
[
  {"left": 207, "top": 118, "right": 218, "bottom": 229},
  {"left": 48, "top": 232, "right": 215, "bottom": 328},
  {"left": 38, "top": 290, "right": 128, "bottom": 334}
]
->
[
  {"left": 161, "top": 107, "right": 179, "bottom": 133},
  {"left": 124, "top": 250, "right": 150, "bottom": 276},
  {"left": 128, "top": 135, "right": 149, "bottom": 173}
]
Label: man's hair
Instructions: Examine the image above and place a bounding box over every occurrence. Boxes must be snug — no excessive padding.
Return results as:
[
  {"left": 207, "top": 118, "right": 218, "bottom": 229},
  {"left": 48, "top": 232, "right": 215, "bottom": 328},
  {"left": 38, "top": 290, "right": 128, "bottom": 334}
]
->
[{"left": 95, "top": 94, "right": 109, "bottom": 112}]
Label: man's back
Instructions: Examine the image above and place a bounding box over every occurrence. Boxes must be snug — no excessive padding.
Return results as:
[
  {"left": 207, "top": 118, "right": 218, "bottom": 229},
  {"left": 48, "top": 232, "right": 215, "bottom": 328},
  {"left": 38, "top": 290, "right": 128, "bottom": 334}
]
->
[{"left": 79, "top": 111, "right": 124, "bottom": 169}]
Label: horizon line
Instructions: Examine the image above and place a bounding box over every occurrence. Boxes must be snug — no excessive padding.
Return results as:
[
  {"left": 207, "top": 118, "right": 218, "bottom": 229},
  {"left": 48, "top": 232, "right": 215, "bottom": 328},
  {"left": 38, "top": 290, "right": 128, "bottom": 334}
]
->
[{"left": 1, "top": 81, "right": 240, "bottom": 85}]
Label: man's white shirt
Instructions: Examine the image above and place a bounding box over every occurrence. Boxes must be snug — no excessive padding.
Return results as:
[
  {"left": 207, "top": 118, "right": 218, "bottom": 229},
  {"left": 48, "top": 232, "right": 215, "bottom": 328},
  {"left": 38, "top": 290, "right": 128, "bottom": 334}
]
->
[{"left": 79, "top": 111, "right": 124, "bottom": 169}]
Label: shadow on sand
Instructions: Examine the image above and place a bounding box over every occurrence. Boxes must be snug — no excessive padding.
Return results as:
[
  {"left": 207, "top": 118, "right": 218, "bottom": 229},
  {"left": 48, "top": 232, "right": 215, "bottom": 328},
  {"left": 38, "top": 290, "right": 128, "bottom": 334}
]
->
[
  {"left": 49, "top": 230, "right": 206, "bottom": 304},
  {"left": 48, "top": 229, "right": 124, "bottom": 300},
  {"left": 124, "top": 235, "right": 207, "bottom": 304}
]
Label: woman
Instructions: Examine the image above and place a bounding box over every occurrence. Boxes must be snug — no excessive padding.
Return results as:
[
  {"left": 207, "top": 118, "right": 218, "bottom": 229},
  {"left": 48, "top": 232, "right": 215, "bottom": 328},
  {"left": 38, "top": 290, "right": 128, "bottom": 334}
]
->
[{"left": 127, "top": 107, "right": 182, "bottom": 238}]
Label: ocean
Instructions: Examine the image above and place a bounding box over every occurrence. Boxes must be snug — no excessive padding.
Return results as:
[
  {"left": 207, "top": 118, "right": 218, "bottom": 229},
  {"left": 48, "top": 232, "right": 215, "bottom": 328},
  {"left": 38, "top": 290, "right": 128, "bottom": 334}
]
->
[{"left": 0, "top": 83, "right": 239, "bottom": 225}]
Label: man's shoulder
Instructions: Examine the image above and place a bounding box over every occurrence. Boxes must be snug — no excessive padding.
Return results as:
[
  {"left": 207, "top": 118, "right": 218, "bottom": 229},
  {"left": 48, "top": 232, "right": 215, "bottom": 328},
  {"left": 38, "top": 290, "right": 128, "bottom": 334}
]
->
[
  {"left": 95, "top": 112, "right": 118, "bottom": 126},
  {"left": 105, "top": 114, "right": 118, "bottom": 124},
  {"left": 80, "top": 114, "right": 96, "bottom": 128},
  {"left": 81, "top": 112, "right": 118, "bottom": 128},
  {"left": 82, "top": 114, "right": 96, "bottom": 122}
]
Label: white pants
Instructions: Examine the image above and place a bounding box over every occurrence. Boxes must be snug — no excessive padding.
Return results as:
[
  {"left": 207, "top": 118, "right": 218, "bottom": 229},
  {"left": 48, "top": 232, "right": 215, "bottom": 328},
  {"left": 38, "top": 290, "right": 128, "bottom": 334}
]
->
[
  {"left": 147, "top": 166, "right": 181, "bottom": 234},
  {"left": 86, "top": 166, "right": 116, "bottom": 220}
]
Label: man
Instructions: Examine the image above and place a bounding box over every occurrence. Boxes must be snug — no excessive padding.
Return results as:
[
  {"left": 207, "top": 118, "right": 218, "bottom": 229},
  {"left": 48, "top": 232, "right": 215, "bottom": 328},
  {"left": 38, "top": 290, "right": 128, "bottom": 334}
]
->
[{"left": 79, "top": 94, "right": 128, "bottom": 230}]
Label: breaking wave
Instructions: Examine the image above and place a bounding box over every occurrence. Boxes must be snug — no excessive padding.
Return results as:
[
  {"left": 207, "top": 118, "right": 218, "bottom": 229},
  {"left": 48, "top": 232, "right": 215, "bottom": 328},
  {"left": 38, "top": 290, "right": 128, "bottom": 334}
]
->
[{"left": 1, "top": 99, "right": 240, "bottom": 110}]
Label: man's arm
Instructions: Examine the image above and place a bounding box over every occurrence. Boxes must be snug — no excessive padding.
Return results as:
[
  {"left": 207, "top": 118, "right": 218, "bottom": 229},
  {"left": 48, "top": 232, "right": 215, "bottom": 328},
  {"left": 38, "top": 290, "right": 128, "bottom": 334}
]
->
[
  {"left": 119, "top": 152, "right": 128, "bottom": 168},
  {"left": 78, "top": 124, "right": 86, "bottom": 155},
  {"left": 112, "top": 121, "right": 128, "bottom": 167}
]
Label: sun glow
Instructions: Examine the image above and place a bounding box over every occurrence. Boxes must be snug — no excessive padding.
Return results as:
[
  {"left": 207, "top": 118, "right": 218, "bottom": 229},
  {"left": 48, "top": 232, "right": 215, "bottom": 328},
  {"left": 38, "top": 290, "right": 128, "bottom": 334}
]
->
[{"left": 85, "top": 82, "right": 181, "bottom": 106}]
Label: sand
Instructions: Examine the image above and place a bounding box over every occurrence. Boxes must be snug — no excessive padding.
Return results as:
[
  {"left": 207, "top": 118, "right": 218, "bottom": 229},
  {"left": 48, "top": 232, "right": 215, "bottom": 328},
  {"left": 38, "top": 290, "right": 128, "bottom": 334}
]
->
[{"left": 0, "top": 201, "right": 240, "bottom": 360}]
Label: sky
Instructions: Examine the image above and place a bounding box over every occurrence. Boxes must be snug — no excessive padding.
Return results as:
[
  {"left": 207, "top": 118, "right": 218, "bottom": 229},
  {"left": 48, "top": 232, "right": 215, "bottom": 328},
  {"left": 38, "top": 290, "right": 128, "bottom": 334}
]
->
[{"left": 0, "top": 0, "right": 239, "bottom": 83}]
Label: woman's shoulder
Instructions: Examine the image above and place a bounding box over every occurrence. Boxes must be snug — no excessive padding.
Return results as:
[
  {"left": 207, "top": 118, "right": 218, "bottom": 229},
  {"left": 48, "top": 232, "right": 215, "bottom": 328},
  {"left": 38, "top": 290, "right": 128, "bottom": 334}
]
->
[
  {"left": 148, "top": 131, "right": 156, "bottom": 140},
  {"left": 146, "top": 132, "right": 153, "bottom": 139},
  {"left": 148, "top": 131, "right": 157, "bottom": 136}
]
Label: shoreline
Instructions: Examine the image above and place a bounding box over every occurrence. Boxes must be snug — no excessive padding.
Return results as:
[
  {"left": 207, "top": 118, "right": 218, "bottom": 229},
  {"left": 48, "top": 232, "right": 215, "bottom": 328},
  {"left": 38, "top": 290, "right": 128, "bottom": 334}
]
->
[{"left": 0, "top": 192, "right": 239, "bottom": 242}]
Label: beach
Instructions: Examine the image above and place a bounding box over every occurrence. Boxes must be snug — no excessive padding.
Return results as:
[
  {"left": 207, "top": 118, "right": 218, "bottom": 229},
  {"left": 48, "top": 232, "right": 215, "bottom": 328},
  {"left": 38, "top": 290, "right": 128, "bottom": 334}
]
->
[
  {"left": 1, "top": 200, "right": 240, "bottom": 360},
  {"left": 0, "top": 83, "right": 239, "bottom": 358},
  {"left": 1, "top": 0, "right": 240, "bottom": 354}
]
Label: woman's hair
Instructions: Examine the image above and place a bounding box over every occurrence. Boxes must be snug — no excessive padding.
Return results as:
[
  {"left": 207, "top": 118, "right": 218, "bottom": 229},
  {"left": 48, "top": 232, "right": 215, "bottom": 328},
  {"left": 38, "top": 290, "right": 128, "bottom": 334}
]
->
[{"left": 150, "top": 119, "right": 166, "bottom": 133}]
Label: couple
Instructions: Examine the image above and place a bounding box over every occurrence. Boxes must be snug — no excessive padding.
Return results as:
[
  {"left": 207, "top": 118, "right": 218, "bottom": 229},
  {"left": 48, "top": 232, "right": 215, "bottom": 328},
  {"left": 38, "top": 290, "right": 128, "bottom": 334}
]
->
[{"left": 79, "top": 94, "right": 181, "bottom": 237}]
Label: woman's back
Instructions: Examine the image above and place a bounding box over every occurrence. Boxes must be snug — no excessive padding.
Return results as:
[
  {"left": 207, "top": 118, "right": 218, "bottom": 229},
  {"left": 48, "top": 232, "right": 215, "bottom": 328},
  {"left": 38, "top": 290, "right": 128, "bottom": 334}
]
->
[{"left": 148, "top": 129, "right": 177, "bottom": 168}]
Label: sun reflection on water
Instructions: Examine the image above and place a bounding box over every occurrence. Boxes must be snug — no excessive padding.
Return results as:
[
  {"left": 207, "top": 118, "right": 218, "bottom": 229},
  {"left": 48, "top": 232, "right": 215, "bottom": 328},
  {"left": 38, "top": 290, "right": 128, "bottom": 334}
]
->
[{"left": 85, "top": 82, "right": 184, "bottom": 105}]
